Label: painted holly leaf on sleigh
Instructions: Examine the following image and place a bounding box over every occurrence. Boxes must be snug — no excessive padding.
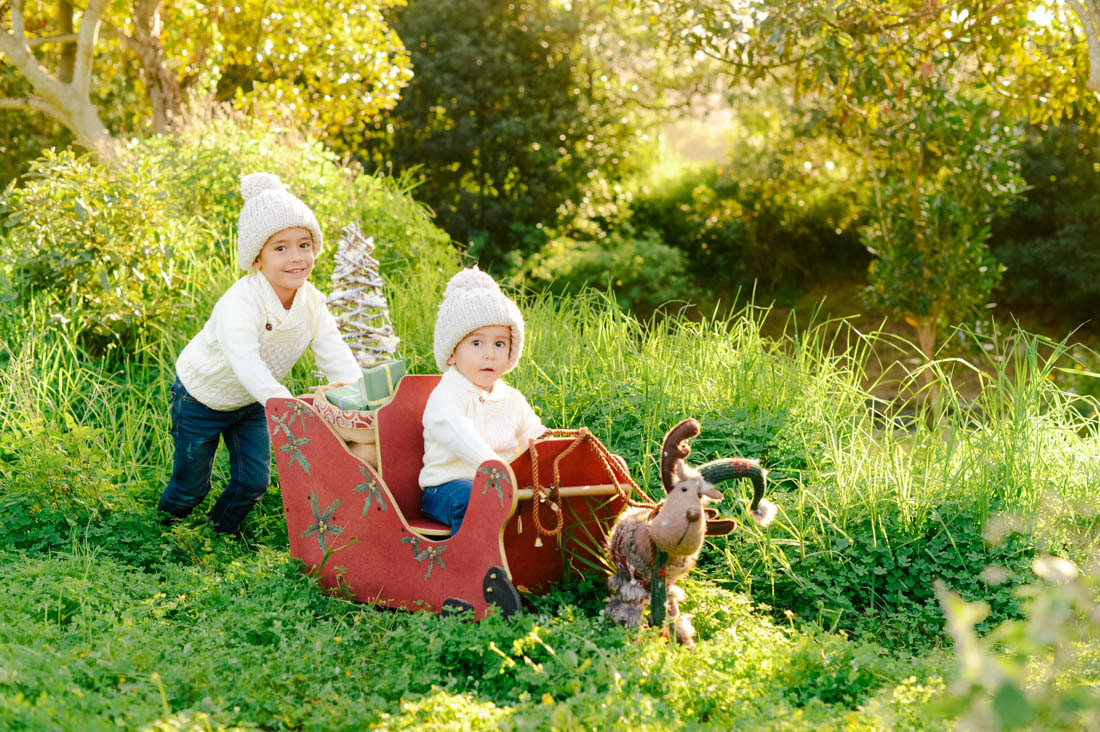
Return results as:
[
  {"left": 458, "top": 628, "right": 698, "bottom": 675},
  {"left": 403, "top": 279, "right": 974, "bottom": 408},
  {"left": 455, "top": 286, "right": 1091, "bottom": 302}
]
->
[
  {"left": 354, "top": 465, "right": 387, "bottom": 516},
  {"left": 401, "top": 535, "right": 447, "bottom": 579},
  {"left": 280, "top": 436, "right": 311, "bottom": 473},
  {"left": 301, "top": 492, "right": 344, "bottom": 554}
]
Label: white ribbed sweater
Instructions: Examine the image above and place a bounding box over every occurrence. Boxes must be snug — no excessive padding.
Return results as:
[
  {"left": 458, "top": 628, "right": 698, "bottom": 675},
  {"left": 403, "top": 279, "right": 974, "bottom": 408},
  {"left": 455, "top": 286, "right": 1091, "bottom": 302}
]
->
[
  {"left": 175, "top": 273, "right": 361, "bottom": 411},
  {"left": 419, "top": 367, "right": 545, "bottom": 487}
]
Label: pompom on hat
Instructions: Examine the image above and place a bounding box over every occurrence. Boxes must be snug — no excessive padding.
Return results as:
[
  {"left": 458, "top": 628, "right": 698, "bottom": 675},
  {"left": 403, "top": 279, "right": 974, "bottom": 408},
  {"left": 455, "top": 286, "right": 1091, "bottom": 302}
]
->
[
  {"left": 433, "top": 267, "right": 525, "bottom": 373},
  {"left": 236, "top": 172, "right": 324, "bottom": 270}
]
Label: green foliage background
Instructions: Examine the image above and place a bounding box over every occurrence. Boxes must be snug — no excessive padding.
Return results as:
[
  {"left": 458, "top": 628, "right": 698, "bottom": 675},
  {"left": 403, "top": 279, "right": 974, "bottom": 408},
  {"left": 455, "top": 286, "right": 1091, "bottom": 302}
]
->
[
  {"left": 3, "top": 1, "right": 1100, "bottom": 727},
  {"left": 1, "top": 116, "right": 1099, "bottom": 727},
  {"left": 0, "top": 112, "right": 452, "bottom": 356},
  {"left": 364, "top": 0, "right": 642, "bottom": 270},
  {"left": 991, "top": 114, "right": 1100, "bottom": 320}
]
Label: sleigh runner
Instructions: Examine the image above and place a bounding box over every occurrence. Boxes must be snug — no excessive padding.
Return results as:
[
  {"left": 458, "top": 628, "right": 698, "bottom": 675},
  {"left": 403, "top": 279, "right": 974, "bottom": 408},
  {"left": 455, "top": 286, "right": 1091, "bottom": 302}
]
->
[{"left": 266, "top": 374, "right": 634, "bottom": 619}]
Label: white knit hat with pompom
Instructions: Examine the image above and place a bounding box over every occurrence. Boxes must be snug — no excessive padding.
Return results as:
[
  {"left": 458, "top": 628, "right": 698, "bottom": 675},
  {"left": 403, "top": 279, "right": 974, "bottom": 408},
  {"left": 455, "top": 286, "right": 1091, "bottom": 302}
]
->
[
  {"left": 433, "top": 267, "right": 525, "bottom": 373},
  {"left": 236, "top": 172, "right": 324, "bottom": 270}
]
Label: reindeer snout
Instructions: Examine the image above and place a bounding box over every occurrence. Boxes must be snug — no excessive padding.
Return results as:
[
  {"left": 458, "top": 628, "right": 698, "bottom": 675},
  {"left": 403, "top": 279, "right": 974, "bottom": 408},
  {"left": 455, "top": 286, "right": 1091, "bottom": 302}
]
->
[{"left": 686, "top": 507, "right": 701, "bottom": 523}]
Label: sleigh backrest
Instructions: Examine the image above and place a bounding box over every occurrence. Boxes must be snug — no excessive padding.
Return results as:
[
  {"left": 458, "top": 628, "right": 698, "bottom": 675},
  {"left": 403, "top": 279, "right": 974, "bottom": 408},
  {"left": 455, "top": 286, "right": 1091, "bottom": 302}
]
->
[{"left": 375, "top": 374, "right": 442, "bottom": 520}]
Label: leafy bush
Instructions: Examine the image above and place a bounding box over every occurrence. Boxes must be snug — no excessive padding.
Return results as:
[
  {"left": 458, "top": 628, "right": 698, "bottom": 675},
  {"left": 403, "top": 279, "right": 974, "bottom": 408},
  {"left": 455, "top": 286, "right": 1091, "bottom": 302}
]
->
[
  {"left": 630, "top": 140, "right": 866, "bottom": 302},
  {"left": 0, "top": 149, "right": 211, "bottom": 354},
  {"left": 779, "top": 629, "right": 889, "bottom": 708},
  {"left": 522, "top": 226, "right": 696, "bottom": 313},
  {"left": 757, "top": 506, "right": 1037, "bottom": 647},
  {"left": 861, "top": 88, "right": 1024, "bottom": 357},
  {"left": 0, "top": 414, "right": 121, "bottom": 512},
  {"left": 937, "top": 556, "right": 1100, "bottom": 730},
  {"left": 1, "top": 113, "right": 455, "bottom": 356},
  {"left": 137, "top": 112, "right": 453, "bottom": 271},
  {"left": 368, "top": 0, "right": 641, "bottom": 270},
  {"left": 991, "top": 117, "right": 1100, "bottom": 319}
]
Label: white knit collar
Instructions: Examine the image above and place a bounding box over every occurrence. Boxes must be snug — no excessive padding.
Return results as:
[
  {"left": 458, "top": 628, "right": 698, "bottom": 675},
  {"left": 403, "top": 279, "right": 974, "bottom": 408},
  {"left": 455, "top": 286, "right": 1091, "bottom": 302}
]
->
[
  {"left": 443, "top": 366, "right": 507, "bottom": 402},
  {"left": 251, "top": 272, "right": 308, "bottom": 326}
]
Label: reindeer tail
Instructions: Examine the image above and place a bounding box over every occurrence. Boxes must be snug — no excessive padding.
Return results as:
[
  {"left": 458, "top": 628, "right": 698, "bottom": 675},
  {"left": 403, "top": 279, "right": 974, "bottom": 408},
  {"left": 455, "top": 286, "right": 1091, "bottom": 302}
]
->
[{"left": 697, "top": 458, "right": 777, "bottom": 526}]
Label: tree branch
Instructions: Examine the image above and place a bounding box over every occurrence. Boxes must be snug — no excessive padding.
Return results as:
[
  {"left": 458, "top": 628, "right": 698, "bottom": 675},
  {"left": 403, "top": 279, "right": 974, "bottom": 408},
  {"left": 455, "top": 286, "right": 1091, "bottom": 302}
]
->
[
  {"left": 0, "top": 95, "right": 56, "bottom": 115},
  {"left": 1068, "top": 0, "right": 1100, "bottom": 93},
  {"left": 24, "top": 32, "right": 79, "bottom": 48},
  {"left": 976, "top": 58, "right": 1021, "bottom": 101},
  {"left": 120, "top": 0, "right": 183, "bottom": 132},
  {"left": 700, "top": 42, "right": 815, "bottom": 74},
  {"left": 72, "top": 0, "right": 111, "bottom": 97},
  {"left": 0, "top": 18, "right": 52, "bottom": 92},
  {"left": 0, "top": 0, "right": 116, "bottom": 156},
  {"left": 971, "top": 0, "right": 1017, "bottom": 31},
  {"left": 99, "top": 21, "right": 142, "bottom": 56},
  {"left": 59, "top": 0, "right": 76, "bottom": 82},
  {"left": 11, "top": 0, "right": 25, "bottom": 40},
  {"left": 848, "top": 0, "right": 959, "bottom": 32}
]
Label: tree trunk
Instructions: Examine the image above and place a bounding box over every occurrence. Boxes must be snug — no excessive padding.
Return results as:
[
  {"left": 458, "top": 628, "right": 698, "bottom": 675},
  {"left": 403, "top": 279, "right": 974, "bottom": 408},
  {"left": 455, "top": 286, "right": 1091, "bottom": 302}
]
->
[
  {"left": 0, "top": 0, "right": 119, "bottom": 159},
  {"left": 3, "top": 48, "right": 117, "bottom": 157},
  {"left": 66, "top": 97, "right": 118, "bottom": 157},
  {"left": 912, "top": 315, "right": 941, "bottom": 409},
  {"left": 914, "top": 317, "right": 936, "bottom": 366},
  {"left": 1067, "top": 0, "right": 1100, "bottom": 94},
  {"left": 130, "top": 0, "right": 183, "bottom": 133},
  {"left": 58, "top": 0, "right": 75, "bottom": 83}
]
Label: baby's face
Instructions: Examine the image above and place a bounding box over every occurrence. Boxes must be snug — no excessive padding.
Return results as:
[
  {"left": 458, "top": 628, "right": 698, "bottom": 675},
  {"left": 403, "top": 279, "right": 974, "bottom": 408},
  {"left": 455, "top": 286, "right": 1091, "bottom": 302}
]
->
[{"left": 448, "top": 325, "right": 511, "bottom": 391}]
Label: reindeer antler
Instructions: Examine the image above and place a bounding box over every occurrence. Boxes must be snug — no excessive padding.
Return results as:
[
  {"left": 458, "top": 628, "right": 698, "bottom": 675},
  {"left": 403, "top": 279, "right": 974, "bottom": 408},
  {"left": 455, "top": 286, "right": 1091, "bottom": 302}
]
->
[
  {"left": 660, "top": 418, "right": 700, "bottom": 492},
  {"left": 698, "top": 458, "right": 777, "bottom": 526}
]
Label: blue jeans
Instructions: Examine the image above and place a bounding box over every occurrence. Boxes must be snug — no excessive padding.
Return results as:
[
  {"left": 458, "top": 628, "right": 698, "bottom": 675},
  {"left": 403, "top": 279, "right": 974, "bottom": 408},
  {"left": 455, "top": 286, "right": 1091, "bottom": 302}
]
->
[
  {"left": 157, "top": 377, "right": 271, "bottom": 533},
  {"left": 421, "top": 479, "right": 473, "bottom": 532}
]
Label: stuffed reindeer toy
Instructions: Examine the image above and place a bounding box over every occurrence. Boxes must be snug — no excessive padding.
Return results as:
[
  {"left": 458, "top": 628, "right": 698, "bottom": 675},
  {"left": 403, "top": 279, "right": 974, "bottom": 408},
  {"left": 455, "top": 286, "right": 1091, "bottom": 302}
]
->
[{"left": 605, "top": 418, "right": 777, "bottom": 649}]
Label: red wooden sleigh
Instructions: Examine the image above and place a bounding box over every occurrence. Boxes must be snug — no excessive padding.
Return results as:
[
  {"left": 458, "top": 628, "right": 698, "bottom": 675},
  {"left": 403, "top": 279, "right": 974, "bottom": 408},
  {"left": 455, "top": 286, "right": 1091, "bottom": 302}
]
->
[{"left": 265, "top": 374, "right": 633, "bottom": 619}]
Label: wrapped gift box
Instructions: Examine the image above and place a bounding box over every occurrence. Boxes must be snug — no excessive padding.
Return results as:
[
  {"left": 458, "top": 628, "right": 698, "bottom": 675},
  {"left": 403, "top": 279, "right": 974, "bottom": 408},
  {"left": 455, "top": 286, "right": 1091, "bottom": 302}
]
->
[{"left": 322, "top": 359, "right": 406, "bottom": 411}]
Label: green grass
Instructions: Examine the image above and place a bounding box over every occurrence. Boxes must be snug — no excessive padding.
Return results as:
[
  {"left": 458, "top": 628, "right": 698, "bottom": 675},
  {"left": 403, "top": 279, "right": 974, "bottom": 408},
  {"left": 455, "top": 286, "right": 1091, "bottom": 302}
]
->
[
  {"left": 0, "top": 545, "right": 951, "bottom": 731},
  {"left": 2, "top": 262, "right": 1099, "bottom": 728}
]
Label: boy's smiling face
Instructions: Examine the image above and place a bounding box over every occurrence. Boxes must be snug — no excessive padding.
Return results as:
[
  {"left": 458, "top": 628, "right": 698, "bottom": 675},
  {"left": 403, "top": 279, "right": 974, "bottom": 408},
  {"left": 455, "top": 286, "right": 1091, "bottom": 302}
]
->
[
  {"left": 252, "top": 227, "right": 315, "bottom": 307},
  {"left": 447, "top": 325, "right": 511, "bottom": 391}
]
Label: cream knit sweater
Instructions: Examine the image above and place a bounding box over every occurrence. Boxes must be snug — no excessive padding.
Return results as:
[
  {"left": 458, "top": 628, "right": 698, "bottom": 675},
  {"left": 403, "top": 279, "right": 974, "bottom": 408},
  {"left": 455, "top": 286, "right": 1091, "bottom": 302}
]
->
[
  {"left": 176, "top": 273, "right": 361, "bottom": 411},
  {"left": 419, "top": 367, "right": 545, "bottom": 488}
]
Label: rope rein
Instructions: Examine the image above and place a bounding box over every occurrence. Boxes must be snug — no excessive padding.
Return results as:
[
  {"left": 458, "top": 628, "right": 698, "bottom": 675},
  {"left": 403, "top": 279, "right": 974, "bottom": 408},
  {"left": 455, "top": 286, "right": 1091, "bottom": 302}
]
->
[{"left": 527, "top": 428, "right": 659, "bottom": 539}]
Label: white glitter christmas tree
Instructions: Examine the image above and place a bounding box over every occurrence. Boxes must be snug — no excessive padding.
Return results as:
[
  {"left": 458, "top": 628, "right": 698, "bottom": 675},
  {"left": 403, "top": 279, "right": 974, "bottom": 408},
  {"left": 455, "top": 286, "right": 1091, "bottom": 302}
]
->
[{"left": 327, "top": 223, "right": 400, "bottom": 368}]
